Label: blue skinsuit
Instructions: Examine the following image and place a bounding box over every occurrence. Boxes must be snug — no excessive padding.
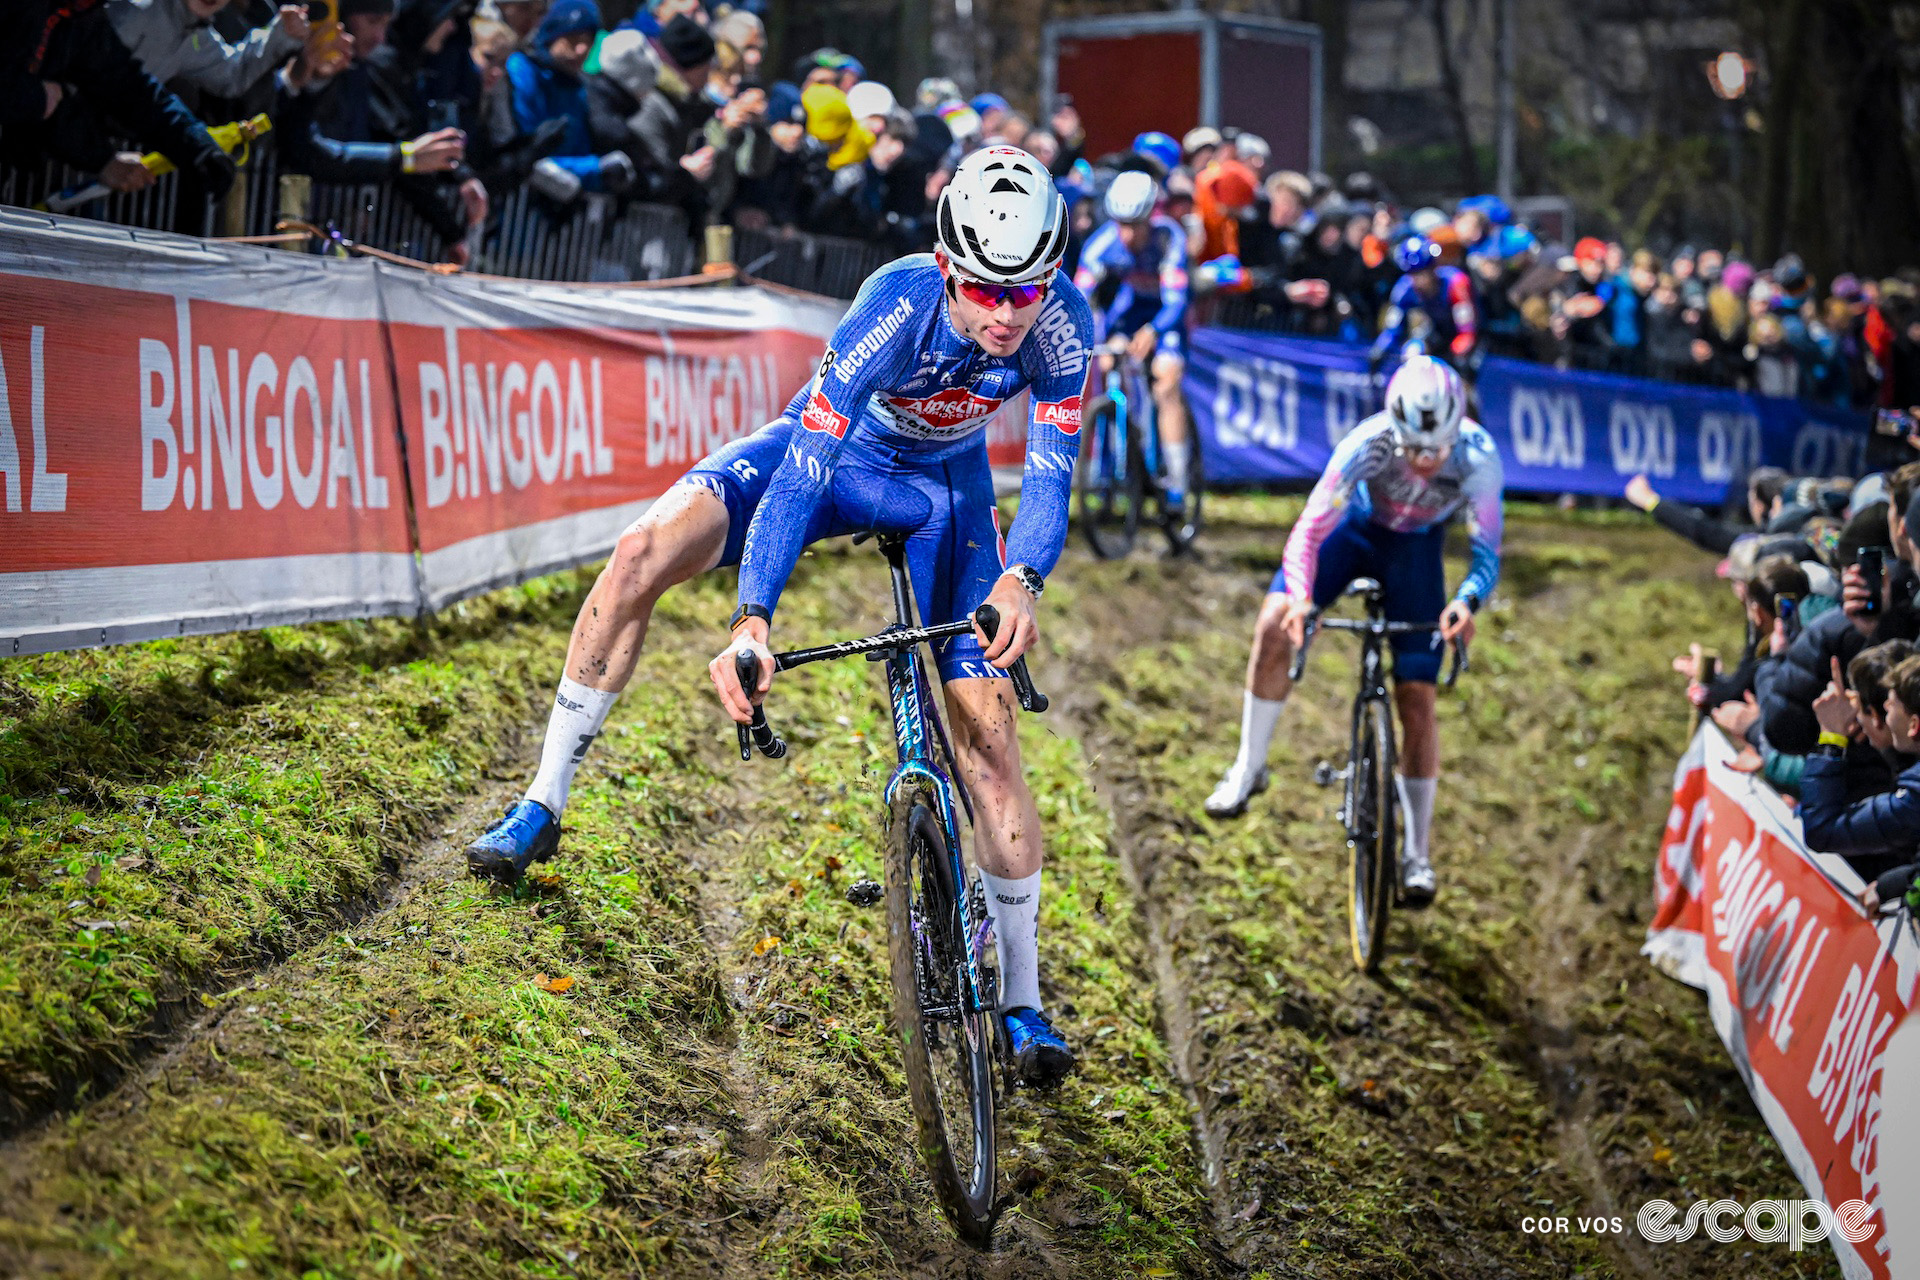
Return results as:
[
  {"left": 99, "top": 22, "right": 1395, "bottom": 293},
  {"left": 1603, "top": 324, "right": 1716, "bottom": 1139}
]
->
[{"left": 681, "top": 254, "right": 1096, "bottom": 680}]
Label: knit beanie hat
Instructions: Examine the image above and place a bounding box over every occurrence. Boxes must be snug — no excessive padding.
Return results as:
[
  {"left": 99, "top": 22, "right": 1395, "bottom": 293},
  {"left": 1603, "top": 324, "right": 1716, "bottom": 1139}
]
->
[
  {"left": 535, "top": 0, "right": 600, "bottom": 45},
  {"left": 657, "top": 14, "right": 715, "bottom": 71}
]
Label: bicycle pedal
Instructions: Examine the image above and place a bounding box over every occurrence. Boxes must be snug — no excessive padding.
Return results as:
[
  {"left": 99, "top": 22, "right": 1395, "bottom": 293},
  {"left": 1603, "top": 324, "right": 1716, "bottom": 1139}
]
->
[{"left": 844, "top": 878, "right": 883, "bottom": 907}]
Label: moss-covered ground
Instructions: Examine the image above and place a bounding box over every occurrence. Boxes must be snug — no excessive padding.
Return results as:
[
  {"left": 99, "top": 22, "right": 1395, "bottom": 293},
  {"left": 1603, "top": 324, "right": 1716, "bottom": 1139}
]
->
[{"left": 0, "top": 498, "right": 1840, "bottom": 1278}]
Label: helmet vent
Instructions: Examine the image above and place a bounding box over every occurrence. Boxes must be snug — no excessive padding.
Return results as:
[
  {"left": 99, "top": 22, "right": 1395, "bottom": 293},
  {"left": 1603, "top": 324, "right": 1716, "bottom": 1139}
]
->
[{"left": 991, "top": 177, "right": 1028, "bottom": 194}]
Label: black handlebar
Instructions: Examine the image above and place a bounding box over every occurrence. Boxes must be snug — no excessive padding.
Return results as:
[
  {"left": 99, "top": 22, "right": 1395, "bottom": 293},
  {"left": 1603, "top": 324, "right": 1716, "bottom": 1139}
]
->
[
  {"left": 731, "top": 603, "right": 1048, "bottom": 764},
  {"left": 974, "top": 604, "right": 1049, "bottom": 713},
  {"left": 1286, "top": 608, "right": 1469, "bottom": 688},
  {"left": 734, "top": 650, "right": 787, "bottom": 761}
]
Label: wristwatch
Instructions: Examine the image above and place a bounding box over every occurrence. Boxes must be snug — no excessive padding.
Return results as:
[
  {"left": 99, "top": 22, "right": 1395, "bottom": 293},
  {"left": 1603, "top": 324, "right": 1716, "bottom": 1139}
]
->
[
  {"left": 729, "top": 603, "right": 771, "bottom": 632},
  {"left": 1004, "top": 564, "right": 1045, "bottom": 600}
]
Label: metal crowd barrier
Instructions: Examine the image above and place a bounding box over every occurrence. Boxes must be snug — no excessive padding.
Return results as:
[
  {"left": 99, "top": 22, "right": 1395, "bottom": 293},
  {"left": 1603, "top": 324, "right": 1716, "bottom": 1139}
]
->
[{"left": 3, "top": 138, "right": 882, "bottom": 295}]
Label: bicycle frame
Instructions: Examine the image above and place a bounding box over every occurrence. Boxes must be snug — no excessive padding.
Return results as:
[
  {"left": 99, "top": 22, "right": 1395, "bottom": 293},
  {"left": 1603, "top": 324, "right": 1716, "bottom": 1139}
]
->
[{"left": 1098, "top": 348, "right": 1160, "bottom": 481}]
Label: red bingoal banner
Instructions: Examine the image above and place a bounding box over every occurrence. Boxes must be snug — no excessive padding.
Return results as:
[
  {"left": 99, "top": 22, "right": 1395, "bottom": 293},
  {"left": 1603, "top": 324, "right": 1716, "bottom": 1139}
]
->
[{"left": 1646, "top": 725, "right": 1918, "bottom": 1280}]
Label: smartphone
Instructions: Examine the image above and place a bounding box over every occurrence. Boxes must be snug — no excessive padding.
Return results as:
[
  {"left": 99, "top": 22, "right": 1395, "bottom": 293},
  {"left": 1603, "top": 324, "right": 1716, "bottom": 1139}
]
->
[
  {"left": 427, "top": 99, "right": 460, "bottom": 132},
  {"left": 1860, "top": 547, "right": 1885, "bottom": 617},
  {"left": 1874, "top": 408, "right": 1915, "bottom": 438},
  {"left": 1778, "top": 592, "right": 1800, "bottom": 639}
]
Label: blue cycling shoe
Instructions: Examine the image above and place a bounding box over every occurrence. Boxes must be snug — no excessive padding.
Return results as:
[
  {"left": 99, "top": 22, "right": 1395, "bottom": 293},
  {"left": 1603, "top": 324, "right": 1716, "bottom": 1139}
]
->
[
  {"left": 465, "top": 799, "right": 560, "bottom": 885},
  {"left": 1002, "top": 1007, "right": 1076, "bottom": 1089}
]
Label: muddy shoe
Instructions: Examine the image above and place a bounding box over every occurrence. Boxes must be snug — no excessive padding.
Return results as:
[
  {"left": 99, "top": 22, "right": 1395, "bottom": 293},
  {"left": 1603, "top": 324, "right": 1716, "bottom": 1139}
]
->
[
  {"left": 1204, "top": 765, "right": 1269, "bottom": 818},
  {"left": 1400, "top": 849, "right": 1436, "bottom": 909},
  {"left": 466, "top": 799, "right": 560, "bottom": 885},
  {"left": 1003, "top": 1007, "right": 1076, "bottom": 1089}
]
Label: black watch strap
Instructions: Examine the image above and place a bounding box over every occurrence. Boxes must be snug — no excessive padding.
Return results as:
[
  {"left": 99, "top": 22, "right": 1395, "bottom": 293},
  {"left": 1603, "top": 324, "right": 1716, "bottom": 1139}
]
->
[{"left": 730, "top": 603, "right": 771, "bottom": 632}]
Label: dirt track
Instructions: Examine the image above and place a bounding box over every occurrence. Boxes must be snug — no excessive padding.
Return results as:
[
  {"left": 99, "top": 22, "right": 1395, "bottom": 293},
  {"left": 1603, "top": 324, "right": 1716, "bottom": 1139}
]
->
[{"left": 0, "top": 499, "right": 1837, "bottom": 1278}]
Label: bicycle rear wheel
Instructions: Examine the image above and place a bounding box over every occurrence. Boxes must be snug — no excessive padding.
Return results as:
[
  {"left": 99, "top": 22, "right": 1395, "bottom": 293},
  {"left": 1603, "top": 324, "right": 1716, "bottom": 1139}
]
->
[
  {"left": 1076, "top": 395, "right": 1142, "bottom": 559},
  {"left": 1345, "top": 698, "right": 1399, "bottom": 972},
  {"left": 885, "top": 790, "right": 997, "bottom": 1243}
]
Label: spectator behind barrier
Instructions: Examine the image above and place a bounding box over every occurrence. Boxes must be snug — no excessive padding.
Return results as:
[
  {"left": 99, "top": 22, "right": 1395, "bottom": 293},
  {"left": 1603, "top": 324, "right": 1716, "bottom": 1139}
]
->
[
  {"left": 1801, "top": 650, "right": 1920, "bottom": 881},
  {"left": 0, "top": 0, "right": 240, "bottom": 203},
  {"left": 589, "top": 18, "right": 729, "bottom": 222},
  {"left": 508, "top": 0, "right": 637, "bottom": 205},
  {"left": 109, "top": 0, "right": 307, "bottom": 99},
  {"left": 808, "top": 108, "right": 923, "bottom": 251},
  {"left": 277, "top": 0, "right": 483, "bottom": 259}
]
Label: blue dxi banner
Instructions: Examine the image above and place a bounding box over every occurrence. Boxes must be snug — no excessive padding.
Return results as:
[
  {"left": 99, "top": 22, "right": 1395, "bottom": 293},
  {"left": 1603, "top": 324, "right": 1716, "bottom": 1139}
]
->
[{"left": 1185, "top": 329, "right": 1873, "bottom": 504}]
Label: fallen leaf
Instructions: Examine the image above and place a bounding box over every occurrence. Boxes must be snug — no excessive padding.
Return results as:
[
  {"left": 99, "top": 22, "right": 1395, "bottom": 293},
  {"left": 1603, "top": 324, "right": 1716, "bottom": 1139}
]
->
[
  {"left": 84, "top": 864, "right": 101, "bottom": 888},
  {"left": 787, "top": 879, "right": 803, "bottom": 896},
  {"left": 753, "top": 935, "right": 781, "bottom": 957},
  {"left": 1652, "top": 1145, "right": 1672, "bottom": 1165},
  {"left": 535, "top": 975, "right": 576, "bottom": 994}
]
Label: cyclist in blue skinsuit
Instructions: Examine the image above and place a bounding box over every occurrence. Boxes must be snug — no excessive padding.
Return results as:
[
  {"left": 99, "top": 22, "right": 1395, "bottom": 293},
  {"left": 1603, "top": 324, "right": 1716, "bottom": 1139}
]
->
[
  {"left": 465, "top": 145, "right": 1092, "bottom": 1087},
  {"left": 1073, "top": 170, "right": 1194, "bottom": 509},
  {"left": 1370, "top": 234, "right": 1480, "bottom": 367}
]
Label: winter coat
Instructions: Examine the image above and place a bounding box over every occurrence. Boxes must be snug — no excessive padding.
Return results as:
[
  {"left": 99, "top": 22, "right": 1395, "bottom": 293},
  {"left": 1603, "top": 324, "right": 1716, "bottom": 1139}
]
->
[
  {"left": 107, "top": 0, "right": 301, "bottom": 97},
  {"left": 0, "top": 0, "right": 226, "bottom": 180},
  {"left": 506, "top": 48, "right": 603, "bottom": 190},
  {"left": 1756, "top": 602, "right": 1920, "bottom": 756},
  {"left": 1799, "top": 748, "right": 1920, "bottom": 876}
]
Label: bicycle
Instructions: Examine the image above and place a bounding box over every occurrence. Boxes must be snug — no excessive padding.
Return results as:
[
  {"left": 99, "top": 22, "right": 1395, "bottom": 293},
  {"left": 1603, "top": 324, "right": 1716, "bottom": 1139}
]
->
[
  {"left": 1075, "top": 337, "right": 1203, "bottom": 559},
  {"left": 1288, "top": 579, "right": 1466, "bottom": 973},
  {"left": 732, "top": 533, "right": 1048, "bottom": 1245}
]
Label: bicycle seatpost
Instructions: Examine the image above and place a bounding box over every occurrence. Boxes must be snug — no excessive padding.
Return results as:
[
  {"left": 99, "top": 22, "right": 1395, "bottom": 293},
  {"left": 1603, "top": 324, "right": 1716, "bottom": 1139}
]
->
[
  {"left": 973, "top": 605, "right": 1049, "bottom": 713},
  {"left": 733, "top": 650, "right": 787, "bottom": 760}
]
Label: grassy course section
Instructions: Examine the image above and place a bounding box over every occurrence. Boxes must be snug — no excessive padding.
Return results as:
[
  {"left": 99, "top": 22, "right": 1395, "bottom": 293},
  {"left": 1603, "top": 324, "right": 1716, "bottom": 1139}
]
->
[
  {"left": 1051, "top": 498, "right": 1840, "bottom": 1280},
  {"left": 0, "top": 550, "right": 1215, "bottom": 1277},
  {"left": 0, "top": 578, "right": 591, "bottom": 1125}
]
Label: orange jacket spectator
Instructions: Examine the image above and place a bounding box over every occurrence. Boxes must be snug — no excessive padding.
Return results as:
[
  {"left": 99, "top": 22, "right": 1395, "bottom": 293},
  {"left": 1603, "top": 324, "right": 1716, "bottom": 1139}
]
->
[{"left": 1195, "top": 157, "right": 1257, "bottom": 266}]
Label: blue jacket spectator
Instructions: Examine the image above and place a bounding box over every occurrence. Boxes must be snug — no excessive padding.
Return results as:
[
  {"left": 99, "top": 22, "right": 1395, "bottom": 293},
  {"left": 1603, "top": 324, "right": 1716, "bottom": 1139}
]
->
[{"left": 508, "top": 0, "right": 615, "bottom": 197}]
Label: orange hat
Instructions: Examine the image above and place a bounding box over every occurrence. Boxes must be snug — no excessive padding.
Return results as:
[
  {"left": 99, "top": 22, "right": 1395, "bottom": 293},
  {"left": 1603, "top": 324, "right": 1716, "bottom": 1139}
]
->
[
  {"left": 1574, "top": 236, "right": 1608, "bottom": 264},
  {"left": 1198, "top": 159, "right": 1257, "bottom": 211}
]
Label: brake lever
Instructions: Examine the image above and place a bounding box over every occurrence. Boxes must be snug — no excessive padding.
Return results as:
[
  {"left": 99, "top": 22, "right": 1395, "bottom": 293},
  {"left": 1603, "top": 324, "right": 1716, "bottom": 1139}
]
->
[
  {"left": 974, "top": 605, "right": 1049, "bottom": 713},
  {"left": 733, "top": 650, "right": 787, "bottom": 760},
  {"left": 1288, "top": 612, "right": 1321, "bottom": 682}
]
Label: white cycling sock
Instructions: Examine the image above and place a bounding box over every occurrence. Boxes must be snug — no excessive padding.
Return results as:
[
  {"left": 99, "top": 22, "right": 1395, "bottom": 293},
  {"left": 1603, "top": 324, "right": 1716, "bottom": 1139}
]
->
[
  {"left": 1164, "top": 435, "right": 1191, "bottom": 497},
  {"left": 980, "top": 868, "right": 1043, "bottom": 1013},
  {"left": 524, "top": 678, "right": 618, "bottom": 817},
  {"left": 1400, "top": 775, "right": 1437, "bottom": 867},
  {"left": 1231, "top": 691, "right": 1286, "bottom": 778}
]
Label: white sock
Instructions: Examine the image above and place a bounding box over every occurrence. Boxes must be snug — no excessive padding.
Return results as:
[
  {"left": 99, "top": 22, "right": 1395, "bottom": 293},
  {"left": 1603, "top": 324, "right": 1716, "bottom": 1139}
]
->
[
  {"left": 524, "top": 677, "right": 619, "bottom": 817},
  {"left": 1231, "top": 691, "right": 1285, "bottom": 778},
  {"left": 980, "top": 868, "right": 1042, "bottom": 1013},
  {"left": 1401, "top": 775, "right": 1437, "bottom": 866},
  {"left": 1164, "top": 436, "right": 1190, "bottom": 496}
]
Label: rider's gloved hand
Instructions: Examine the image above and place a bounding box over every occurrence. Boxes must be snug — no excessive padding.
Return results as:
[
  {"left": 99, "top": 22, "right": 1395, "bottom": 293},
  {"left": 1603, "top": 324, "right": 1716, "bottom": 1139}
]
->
[
  {"left": 710, "top": 617, "right": 774, "bottom": 724},
  {"left": 975, "top": 573, "right": 1039, "bottom": 668}
]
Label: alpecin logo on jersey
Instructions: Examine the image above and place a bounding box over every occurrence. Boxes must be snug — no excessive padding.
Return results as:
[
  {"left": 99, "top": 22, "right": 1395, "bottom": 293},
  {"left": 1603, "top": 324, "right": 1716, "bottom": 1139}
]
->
[
  {"left": 802, "top": 388, "right": 850, "bottom": 438},
  {"left": 1035, "top": 302, "right": 1088, "bottom": 379},
  {"left": 881, "top": 387, "right": 1005, "bottom": 435},
  {"left": 1034, "top": 394, "right": 1083, "bottom": 434}
]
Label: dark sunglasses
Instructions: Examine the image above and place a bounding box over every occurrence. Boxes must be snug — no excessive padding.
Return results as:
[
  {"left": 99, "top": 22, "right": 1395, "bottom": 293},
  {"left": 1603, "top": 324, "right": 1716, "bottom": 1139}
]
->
[{"left": 952, "top": 274, "right": 1049, "bottom": 311}]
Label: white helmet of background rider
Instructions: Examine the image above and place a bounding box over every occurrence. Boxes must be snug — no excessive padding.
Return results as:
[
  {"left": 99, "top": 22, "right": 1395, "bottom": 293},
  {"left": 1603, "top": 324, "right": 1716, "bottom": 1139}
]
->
[
  {"left": 1384, "top": 355, "right": 1466, "bottom": 454},
  {"left": 937, "top": 145, "right": 1070, "bottom": 285},
  {"left": 1103, "top": 170, "right": 1157, "bottom": 223}
]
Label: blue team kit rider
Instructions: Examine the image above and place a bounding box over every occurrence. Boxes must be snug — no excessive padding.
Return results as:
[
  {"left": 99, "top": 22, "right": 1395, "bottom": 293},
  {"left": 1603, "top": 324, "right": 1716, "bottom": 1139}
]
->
[
  {"left": 1073, "top": 169, "right": 1195, "bottom": 510},
  {"left": 465, "top": 145, "right": 1096, "bottom": 1087},
  {"left": 1206, "top": 356, "right": 1505, "bottom": 904}
]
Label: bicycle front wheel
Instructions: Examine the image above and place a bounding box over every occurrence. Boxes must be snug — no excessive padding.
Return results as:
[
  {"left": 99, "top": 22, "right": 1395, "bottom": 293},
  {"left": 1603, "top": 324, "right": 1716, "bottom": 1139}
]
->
[
  {"left": 1076, "top": 395, "right": 1142, "bottom": 559},
  {"left": 884, "top": 790, "right": 997, "bottom": 1244},
  {"left": 1346, "top": 698, "right": 1399, "bottom": 972}
]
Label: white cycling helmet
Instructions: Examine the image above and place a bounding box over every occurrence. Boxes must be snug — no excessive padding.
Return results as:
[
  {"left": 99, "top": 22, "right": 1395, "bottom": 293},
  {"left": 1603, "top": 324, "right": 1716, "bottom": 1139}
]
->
[
  {"left": 1103, "top": 170, "right": 1157, "bottom": 223},
  {"left": 1384, "top": 355, "right": 1465, "bottom": 453},
  {"left": 936, "top": 145, "right": 1070, "bottom": 285}
]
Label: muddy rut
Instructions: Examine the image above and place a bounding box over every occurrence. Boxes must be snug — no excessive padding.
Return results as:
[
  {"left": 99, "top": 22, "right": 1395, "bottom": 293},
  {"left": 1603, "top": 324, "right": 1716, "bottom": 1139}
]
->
[{"left": 0, "top": 511, "right": 1829, "bottom": 1279}]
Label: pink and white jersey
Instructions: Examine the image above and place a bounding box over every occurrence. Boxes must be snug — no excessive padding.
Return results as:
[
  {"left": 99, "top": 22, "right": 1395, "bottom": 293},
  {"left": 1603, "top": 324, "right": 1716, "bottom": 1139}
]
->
[{"left": 1280, "top": 413, "right": 1505, "bottom": 605}]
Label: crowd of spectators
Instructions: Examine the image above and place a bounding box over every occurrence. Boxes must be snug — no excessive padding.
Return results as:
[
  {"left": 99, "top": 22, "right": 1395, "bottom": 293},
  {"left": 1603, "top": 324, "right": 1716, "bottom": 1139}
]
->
[
  {"left": 1630, "top": 461, "right": 1920, "bottom": 917},
  {"left": 4, "top": 0, "right": 1917, "bottom": 410}
]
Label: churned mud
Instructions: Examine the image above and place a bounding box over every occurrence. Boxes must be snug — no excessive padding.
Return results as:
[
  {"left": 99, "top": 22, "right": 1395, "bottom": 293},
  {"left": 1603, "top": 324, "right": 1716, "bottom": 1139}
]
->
[{"left": 0, "top": 499, "right": 1835, "bottom": 1278}]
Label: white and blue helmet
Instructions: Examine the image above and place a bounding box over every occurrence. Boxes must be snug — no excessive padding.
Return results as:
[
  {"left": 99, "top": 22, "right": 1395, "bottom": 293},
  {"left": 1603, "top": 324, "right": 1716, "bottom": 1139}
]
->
[
  {"left": 936, "top": 145, "right": 1069, "bottom": 285},
  {"left": 1384, "top": 355, "right": 1465, "bottom": 453},
  {"left": 1103, "top": 170, "right": 1157, "bottom": 223}
]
